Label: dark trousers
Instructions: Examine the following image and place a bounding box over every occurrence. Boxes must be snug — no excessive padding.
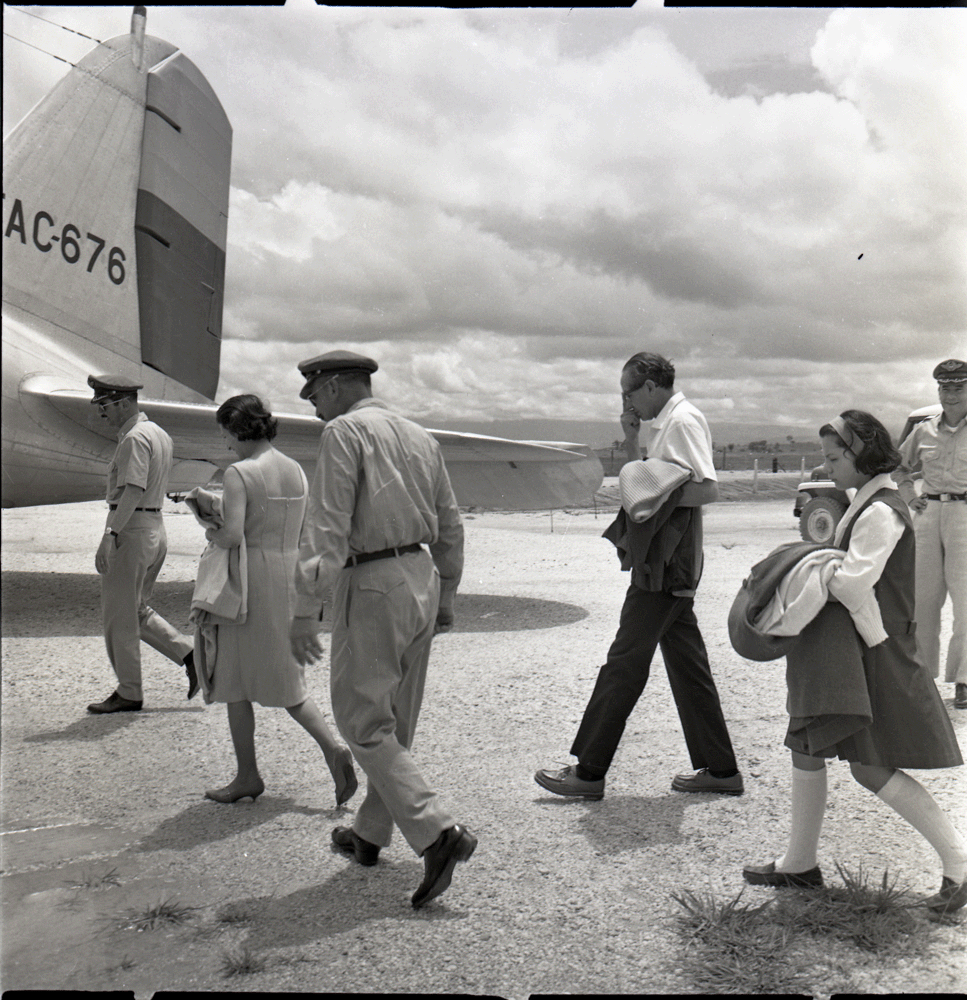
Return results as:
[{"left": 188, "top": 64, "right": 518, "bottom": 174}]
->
[{"left": 570, "top": 583, "right": 738, "bottom": 776}]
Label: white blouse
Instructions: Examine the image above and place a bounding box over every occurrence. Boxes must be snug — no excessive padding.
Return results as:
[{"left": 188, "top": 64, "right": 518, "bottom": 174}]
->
[{"left": 827, "top": 474, "right": 905, "bottom": 615}]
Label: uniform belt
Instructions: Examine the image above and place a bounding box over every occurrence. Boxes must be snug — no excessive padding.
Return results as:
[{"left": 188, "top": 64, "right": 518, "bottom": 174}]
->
[
  {"left": 108, "top": 504, "right": 161, "bottom": 512},
  {"left": 345, "top": 543, "right": 422, "bottom": 568},
  {"left": 924, "top": 493, "right": 967, "bottom": 502}
]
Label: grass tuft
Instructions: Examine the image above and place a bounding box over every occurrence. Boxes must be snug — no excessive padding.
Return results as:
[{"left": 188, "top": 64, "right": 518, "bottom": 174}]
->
[
  {"left": 220, "top": 943, "right": 266, "bottom": 977},
  {"left": 671, "top": 889, "right": 809, "bottom": 994},
  {"left": 672, "top": 863, "right": 941, "bottom": 994},
  {"left": 216, "top": 902, "right": 253, "bottom": 925},
  {"left": 118, "top": 896, "right": 198, "bottom": 932},
  {"left": 63, "top": 866, "right": 122, "bottom": 891},
  {"left": 774, "top": 862, "right": 918, "bottom": 952}
]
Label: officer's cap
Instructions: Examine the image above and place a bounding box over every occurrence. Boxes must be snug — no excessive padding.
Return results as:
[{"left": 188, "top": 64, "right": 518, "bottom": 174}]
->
[
  {"left": 298, "top": 351, "right": 378, "bottom": 399},
  {"left": 933, "top": 359, "right": 967, "bottom": 384},
  {"left": 88, "top": 373, "right": 143, "bottom": 404}
]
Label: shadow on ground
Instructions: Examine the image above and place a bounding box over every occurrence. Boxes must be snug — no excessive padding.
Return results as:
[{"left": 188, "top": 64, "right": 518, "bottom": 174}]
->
[{"left": 2, "top": 571, "right": 588, "bottom": 637}]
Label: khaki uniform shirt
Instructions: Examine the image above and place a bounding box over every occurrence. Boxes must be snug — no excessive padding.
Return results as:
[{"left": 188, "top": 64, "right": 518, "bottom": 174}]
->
[
  {"left": 106, "top": 412, "right": 174, "bottom": 507},
  {"left": 896, "top": 412, "right": 967, "bottom": 497},
  {"left": 295, "top": 399, "right": 464, "bottom": 618}
]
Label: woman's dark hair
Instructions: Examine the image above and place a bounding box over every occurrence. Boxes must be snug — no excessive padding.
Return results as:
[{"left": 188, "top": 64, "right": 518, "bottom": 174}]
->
[
  {"left": 819, "top": 409, "right": 900, "bottom": 475},
  {"left": 216, "top": 394, "right": 278, "bottom": 442}
]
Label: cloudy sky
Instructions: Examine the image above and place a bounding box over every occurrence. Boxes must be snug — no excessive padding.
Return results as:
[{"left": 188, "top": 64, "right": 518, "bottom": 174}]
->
[{"left": 5, "top": 3, "right": 966, "bottom": 445}]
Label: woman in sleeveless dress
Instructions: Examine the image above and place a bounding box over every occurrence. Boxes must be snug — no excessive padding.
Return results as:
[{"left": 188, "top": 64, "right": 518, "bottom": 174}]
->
[
  {"left": 199, "top": 395, "right": 356, "bottom": 806},
  {"left": 742, "top": 410, "right": 966, "bottom": 914}
]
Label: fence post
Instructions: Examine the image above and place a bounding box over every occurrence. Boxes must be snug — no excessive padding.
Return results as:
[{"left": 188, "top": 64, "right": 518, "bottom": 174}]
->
[
  {"left": 800, "top": 457, "right": 806, "bottom": 478},
  {"left": 753, "top": 459, "right": 759, "bottom": 494}
]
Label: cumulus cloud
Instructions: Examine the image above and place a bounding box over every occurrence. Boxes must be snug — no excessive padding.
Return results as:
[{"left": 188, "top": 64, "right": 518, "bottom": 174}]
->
[{"left": 4, "top": 6, "right": 964, "bottom": 442}]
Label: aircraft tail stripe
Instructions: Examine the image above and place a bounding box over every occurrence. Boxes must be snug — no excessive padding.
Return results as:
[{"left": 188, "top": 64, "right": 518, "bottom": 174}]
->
[{"left": 136, "top": 192, "right": 223, "bottom": 399}]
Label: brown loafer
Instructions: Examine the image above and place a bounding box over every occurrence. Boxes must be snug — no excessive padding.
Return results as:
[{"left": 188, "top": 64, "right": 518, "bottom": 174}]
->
[
  {"left": 87, "top": 692, "right": 143, "bottom": 714},
  {"left": 331, "top": 826, "right": 380, "bottom": 866},
  {"left": 411, "top": 824, "right": 477, "bottom": 908},
  {"left": 743, "top": 861, "right": 823, "bottom": 888},
  {"left": 954, "top": 683, "right": 967, "bottom": 710}
]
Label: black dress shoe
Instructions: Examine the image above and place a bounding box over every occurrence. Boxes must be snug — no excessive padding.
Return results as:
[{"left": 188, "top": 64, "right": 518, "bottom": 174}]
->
[
  {"left": 924, "top": 875, "right": 967, "bottom": 913},
  {"left": 411, "top": 824, "right": 477, "bottom": 908},
  {"left": 331, "top": 826, "right": 380, "bottom": 866},
  {"left": 743, "top": 861, "right": 823, "bottom": 888},
  {"left": 87, "top": 692, "right": 143, "bottom": 714},
  {"left": 184, "top": 652, "right": 200, "bottom": 700}
]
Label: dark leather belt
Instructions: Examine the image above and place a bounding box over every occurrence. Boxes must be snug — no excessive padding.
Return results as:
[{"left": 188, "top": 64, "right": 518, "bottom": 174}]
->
[
  {"left": 924, "top": 493, "right": 967, "bottom": 502},
  {"left": 345, "top": 543, "right": 422, "bottom": 568},
  {"left": 108, "top": 504, "right": 161, "bottom": 512}
]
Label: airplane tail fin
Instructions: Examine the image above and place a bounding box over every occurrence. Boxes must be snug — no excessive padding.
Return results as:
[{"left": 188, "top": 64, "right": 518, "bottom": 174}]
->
[{"left": 3, "top": 12, "right": 231, "bottom": 401}]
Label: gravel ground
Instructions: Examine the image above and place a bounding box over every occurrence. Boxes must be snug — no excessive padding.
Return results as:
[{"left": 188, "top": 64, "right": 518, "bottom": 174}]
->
[{"left": 2, "top": 492, "right": 964, "bottom": 996}]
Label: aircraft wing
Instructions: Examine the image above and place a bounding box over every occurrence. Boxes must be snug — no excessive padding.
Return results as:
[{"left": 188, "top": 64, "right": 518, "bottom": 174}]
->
[{"left": 28, "top": 386, "right": 603, "bottom": 510}]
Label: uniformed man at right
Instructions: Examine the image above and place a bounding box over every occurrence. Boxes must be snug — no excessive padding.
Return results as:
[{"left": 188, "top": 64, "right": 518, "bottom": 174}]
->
[
  {"left": 896, "top": 359, "right": 967, "bottom": 709},
  {"left": 87, "top": 374, "right": 197, "bottom": 714}
]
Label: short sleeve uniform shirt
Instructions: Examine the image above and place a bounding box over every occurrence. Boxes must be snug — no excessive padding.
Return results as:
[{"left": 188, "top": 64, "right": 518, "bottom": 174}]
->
[{"left": 106, "top": 412, "right": 174, "bottom": 507}]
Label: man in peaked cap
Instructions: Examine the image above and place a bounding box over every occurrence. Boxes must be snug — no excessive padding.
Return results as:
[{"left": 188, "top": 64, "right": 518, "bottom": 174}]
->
[
  {"left": 289, "top": 351, "right": 476, "bottom": 908},
  {"left": 86, "top": 374, "right": 197, "bottom": 714},
  {"left": 896, "top": 359, "right": 967, "bottom": 709},
  {"left": 297, "top": 350, "right": 379, "bottom": 398}
]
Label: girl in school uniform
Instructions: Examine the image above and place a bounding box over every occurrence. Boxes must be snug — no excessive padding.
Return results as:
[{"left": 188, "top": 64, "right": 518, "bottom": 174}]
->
[{"left": 743, "top": 410, "right": 966, "bottom": 913}]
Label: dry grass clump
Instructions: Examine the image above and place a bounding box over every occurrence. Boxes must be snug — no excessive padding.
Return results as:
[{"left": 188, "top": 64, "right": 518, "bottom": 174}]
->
[
  {"left": 671, "top": 889, "right": 808, "bottom": 994},
  {"left": 62, "top": 866, "right": 122, "bottom": 890},
  {"left": 115, "top": 896, "right": 198, "bottom": 932},
  {"left": 773, "top": 862, "right": 918, "bottom": 952},
  {"left": 220, "top": 943, "right": 266, "bottom": 977},
  {"left": 672, "top": 864, "right": 931, "bottom": 994}
]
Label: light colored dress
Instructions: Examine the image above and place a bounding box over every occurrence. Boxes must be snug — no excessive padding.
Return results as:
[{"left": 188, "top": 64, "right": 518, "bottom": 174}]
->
[{"left": 207, "top": 447, "right": 309, "bottom": 707}]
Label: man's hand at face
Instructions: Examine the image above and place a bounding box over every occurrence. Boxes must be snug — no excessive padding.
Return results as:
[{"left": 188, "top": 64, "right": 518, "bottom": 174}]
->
[{"left": 620, "top": 407, "right": 641, "bottom": 441}]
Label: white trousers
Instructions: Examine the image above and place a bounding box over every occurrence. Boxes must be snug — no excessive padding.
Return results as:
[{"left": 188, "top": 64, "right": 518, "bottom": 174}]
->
[
  {"left": 330, "top": 550, "right": 454, "bottom": 855},
  {"left": 101, "top": 512, "right": 193, "bottom": 701},
  {"left": 914, "top": 500, "right": 967, "bottom": 684}
]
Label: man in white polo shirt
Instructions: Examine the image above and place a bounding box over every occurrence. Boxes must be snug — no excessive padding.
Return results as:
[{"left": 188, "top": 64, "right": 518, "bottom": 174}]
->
[{"left": 536, "top": 352, "right": 743, "bottom": 798}]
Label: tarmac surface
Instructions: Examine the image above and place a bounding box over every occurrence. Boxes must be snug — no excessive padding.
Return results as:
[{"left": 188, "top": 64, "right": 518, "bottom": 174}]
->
[{"left": 2, "top": 487, "right": 964, "bottom": 996}]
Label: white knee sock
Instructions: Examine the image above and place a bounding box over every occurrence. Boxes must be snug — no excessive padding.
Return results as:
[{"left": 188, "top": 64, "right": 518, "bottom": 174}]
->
[
  {"left": 776, "top": 764, "right": 827, "bottom": 873},
  {"left": 877, "top": 770, "right": 967, "bottom": 882}
]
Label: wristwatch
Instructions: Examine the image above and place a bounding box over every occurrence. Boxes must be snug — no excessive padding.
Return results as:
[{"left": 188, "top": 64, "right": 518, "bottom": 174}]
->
[{"left": 104, "top": 528, "right": 118, "bottom": 537}]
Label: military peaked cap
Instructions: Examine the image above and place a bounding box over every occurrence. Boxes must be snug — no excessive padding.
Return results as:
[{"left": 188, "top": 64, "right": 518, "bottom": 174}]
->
[
  {"left": 88, "top": 373, "right": 143, "bottom": 404},
  {"left": 933, "top": 359, "right": 967, "bottom": 383},
  {"left": 298, "top": 350, "right": 378, "bottom": 399}
]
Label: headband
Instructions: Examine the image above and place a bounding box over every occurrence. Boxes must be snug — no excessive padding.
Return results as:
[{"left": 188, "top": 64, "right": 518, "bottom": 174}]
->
[{"left": 828, "top": 415, "right": 865, "bottom": 457}]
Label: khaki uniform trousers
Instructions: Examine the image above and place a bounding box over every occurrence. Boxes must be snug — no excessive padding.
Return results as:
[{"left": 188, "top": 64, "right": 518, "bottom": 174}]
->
[
  {"left": 330, "top": 549, "right": 454, "bottom": 855},
  {"left": 914, "top": 500, "right": 967, "bottom": 684},
  {"left": 101, "top": 511, "right": 193, "bottom": 701}
]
